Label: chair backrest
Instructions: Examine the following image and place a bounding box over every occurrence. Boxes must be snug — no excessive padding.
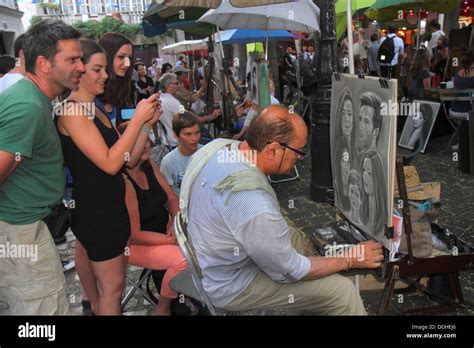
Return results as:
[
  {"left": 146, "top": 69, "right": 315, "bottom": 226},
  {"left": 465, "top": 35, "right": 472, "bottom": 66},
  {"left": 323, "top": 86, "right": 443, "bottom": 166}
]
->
[{"left": 173, "top": 212, "right": 223, "bottom": 315}]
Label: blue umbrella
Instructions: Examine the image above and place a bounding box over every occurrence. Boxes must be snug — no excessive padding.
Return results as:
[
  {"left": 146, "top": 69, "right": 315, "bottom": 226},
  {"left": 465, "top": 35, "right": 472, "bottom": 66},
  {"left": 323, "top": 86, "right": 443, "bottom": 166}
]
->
[{"left": 216, "top": 29, "right": 295, "bottom": 45}]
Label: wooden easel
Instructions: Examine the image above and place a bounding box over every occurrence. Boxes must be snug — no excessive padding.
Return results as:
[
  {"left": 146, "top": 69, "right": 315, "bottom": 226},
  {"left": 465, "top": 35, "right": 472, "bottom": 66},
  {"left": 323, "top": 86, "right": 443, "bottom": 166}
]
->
[{"left": 377, "top": 158, "right": 474, "bottom": 315}]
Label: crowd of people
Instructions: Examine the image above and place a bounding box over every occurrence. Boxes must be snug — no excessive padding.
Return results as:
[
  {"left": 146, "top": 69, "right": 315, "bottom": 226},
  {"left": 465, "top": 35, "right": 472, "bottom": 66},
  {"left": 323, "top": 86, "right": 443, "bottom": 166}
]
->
[
  {"left": 336, "top": 20, "right": 474, "bottom": 105},
  {"left": 0, "top": 18, "right": 386, "bottom": 317}
]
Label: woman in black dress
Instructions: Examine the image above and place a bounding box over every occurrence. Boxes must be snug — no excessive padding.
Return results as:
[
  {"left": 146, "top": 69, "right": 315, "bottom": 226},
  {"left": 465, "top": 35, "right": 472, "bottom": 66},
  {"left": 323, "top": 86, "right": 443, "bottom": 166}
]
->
[
  {"left": 56, "top": 39, "right": 160, "bottom": 315},
  {"left": 134, "top": 62, "right": 154, "bottom": 104}
]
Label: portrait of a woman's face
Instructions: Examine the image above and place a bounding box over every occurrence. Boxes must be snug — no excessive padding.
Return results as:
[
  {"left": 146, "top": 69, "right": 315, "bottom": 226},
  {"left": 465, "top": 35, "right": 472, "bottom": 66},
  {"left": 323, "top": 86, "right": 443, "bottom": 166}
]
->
[
  {"left": 341, "top": 98, "right": 353, "bottom": 137},
  {"left": 362, "top": 158, "right": 374, "bottom": 195},
  {"left": 349, "top": 182, "right": 361, "bottom": 211},
  {"left": 413, "top": 110, "right": 425, "bottom": 128},
  {"left": 341, "top": 149, "right": 351, "bottom": 192}
]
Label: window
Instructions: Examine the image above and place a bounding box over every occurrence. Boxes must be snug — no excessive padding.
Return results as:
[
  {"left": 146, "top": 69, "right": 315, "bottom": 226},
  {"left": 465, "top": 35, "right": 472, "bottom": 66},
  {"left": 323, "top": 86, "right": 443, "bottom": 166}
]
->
[
  {"left": 62, "top": 0, "right": 74, "bottom": 14},
  {"left": 104, "top": 0, "right": 116, "bottom": 12},
  {"left": 76, "top": 0, "right": 88, "bottom": 14},
  {"left": 130, "top": 0, "right": 142, "bottom": 11},
  {"left": 88, "top": 0, "right": 103, "bottom": 13},
  {"left": 119, "top": 0, "right": 129, "bottom": 12}
]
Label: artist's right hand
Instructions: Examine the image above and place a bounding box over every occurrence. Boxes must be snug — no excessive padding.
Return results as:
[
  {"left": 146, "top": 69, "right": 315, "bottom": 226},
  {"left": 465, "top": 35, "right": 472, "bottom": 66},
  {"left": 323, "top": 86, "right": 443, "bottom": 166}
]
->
[
  {"left": 352, "top": 240, "right": 384, "bottom": 269},
  {"left": 135, "top": 93, "right": 160, "bottom": 124}
]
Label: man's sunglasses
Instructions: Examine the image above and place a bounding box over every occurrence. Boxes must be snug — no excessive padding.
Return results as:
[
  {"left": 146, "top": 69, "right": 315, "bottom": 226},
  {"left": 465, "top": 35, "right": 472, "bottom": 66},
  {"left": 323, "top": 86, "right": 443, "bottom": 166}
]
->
[{"left": 267, "top": 142, "right": 306, "bottom": 158}]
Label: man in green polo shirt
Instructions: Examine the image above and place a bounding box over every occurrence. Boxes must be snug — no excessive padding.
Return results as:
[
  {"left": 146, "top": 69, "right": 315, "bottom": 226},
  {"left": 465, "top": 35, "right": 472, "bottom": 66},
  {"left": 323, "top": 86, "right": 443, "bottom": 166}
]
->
[{"left": 0, "top": 19, "right": 85, "bottom": 315}]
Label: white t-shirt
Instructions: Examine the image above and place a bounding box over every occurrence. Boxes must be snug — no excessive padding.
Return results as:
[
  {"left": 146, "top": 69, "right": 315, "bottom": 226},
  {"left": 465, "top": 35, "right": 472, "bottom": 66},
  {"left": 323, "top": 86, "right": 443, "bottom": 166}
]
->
[
  {"left": 159, "top": 92, "right": 183, "bottom": 148},
  {"left": 380, "top": 34, "right": 404, "bottom": 66},
  {"left": 0, "top": 73, "right": 24, "bottom": 93}
]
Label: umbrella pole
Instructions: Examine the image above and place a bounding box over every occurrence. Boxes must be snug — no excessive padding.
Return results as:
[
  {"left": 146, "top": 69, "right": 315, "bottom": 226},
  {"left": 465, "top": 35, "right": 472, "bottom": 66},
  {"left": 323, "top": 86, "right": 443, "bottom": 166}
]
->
[
  {"left": 265, "top": 16, "right": 269, "bottom": 60},
  {"left": 346, "top": 0, "right": 355, "bottom": 74},
  {"left": 216, "top": 26, "right": 226, "bottom": 59},
  {"left": 265, "top": 30, "right": 269, "bottom": 60},
  {"left": 416, "top": 9, "right": 421, "bottom": 51}
]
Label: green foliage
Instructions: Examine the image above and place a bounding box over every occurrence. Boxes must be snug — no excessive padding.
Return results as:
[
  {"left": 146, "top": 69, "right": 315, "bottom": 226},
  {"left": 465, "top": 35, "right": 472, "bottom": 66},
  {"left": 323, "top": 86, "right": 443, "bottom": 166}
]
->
[
  {"left": 73, "top": 17, "right": 141, "bottom": 40},
  {"left": 40, "top": 2, "right": 60, "bottom": 11},
  {"left": 30, "top": 15, "right": 43, "bottom": 27}
]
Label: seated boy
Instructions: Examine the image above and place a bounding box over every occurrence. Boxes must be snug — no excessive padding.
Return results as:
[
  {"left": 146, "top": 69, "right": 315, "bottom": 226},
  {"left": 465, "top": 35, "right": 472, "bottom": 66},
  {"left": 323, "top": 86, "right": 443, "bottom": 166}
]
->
[{"left": 160, "top": 111, "right": 203, "bottom": 196}]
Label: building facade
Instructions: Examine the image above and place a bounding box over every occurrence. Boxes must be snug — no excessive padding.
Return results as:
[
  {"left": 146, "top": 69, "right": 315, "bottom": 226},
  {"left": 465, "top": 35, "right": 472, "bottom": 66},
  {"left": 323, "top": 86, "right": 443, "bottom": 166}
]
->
[
  {"left": 0, "top": 0, "right": 24, "bottom": 55},
  {"left": 19, "top": 0, "right": 154, "bottom": 29}
]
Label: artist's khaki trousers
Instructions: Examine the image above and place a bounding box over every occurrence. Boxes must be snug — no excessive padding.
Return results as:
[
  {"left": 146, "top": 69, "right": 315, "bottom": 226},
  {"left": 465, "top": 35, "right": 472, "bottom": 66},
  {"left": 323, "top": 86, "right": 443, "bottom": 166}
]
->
[{"left": 223, "top": 226, "right": 367, "bottom": 315}]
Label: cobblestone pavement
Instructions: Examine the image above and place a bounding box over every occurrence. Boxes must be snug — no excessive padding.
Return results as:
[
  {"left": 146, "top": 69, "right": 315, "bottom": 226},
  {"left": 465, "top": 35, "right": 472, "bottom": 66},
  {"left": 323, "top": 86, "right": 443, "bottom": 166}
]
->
[
  {"left": 272, "top": 134, "right": 474, "bottom": 315},
  {"left": 1, "top": 134, "right": 472, "bottom": 316}
]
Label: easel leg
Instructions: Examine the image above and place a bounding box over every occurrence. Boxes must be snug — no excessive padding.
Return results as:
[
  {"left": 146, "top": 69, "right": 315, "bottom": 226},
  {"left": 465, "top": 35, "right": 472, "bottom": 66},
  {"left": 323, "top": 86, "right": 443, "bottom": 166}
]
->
[
  {"left": 378, "top": 265, "right": 399, "bottom": 315},
  {"left": 447, "top": 272, "right": 464, "bottom": 304}
]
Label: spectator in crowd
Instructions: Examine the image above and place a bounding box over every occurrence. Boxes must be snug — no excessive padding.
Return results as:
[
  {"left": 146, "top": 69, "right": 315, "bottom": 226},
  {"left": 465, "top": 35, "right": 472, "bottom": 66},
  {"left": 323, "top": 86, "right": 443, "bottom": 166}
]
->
[
  {"left": 431, "top": 35, "right": 449, "bottom": 81},
  {"left": 409, "top": 48, "right": 432, "bottom": 100},
  {"left": 0, "top": 55, "right": 16, "bottom": 77},
  {"left": 197, "top": 60, "right": 205, "bottom": 79},
  {"left": 379, "top": 25, "right": 404, "bottom": 79},
  {"left": 428, "top": 19, "right": 445, "bottom": 57},
  {"left": 117, "top": 122, "right": 187, "bottom": 316},
  {"left": 161, "top": 62, "right": 173, "bottom": 75},
  {"left": 284, "top": 46, "right": 296, "bottom": 73},
  {"left": 96, "top": 32, "right": 136, "bottom": 126},
  {"left": 0, "top": 35, "right": 25, "bottom": 93},
  {"left": 134, "top": 62, "right": 155, "bottom": 104},
  {"left": 0, "top": 19, "right": 85, "bottom": 315},
  {"left": 305, "top": 46, "right": 315, "bottom": 61},
  {"left": 233, "top": 80, "right": 280, "bottom": 140},
  {"left": 173, "top": 65, "right": 206, "bottom": 110},
  {"left": 353, "top": 31, "right": 369, "bottom": 72},
  {"left": 175, "top": 55, "right": 185, "bottom": 67},
  {"left": 56, "top": 39, "right": 160, "bottom": 315},
  {"left": 159, "top": 73, "right": 221, "bottom": 148},
  {"left": 451, "top": 49, "right": 474, "bottom": 118},
  {"left": 367, "top": 33, "right": 381, "bottom": 76},
  {"left": 80, "top": 33, "right": 160, "bottom": 313},
  {"left": 148, "top": 59, "right": 159, "bottom": 82},
  {"left": 160, "top": 111, "right": 203, "bottom": 196},
  {"left": 183, "top": 105, "right": 383, "bottom": 314}
]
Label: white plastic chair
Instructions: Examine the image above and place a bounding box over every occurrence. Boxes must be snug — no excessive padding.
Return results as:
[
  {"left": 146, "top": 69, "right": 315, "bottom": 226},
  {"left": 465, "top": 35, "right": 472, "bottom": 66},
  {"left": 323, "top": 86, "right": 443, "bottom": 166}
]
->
[{"left": 171, "top": 212, "right": 227, "bottom": 315}]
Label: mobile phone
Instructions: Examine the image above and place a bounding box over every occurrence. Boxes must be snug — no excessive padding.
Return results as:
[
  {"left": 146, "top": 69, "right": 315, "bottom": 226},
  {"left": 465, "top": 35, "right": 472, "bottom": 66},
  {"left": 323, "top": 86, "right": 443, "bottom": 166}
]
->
[{"left": 121, "top": 108, "right": 135, "bottom": 120}]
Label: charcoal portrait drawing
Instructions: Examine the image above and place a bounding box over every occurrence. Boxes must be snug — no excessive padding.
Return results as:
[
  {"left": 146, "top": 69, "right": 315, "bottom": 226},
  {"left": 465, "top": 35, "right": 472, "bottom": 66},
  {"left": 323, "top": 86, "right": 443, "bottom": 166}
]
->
[{"left": 330, "top": 74, "right": 397, "bottom": 243}]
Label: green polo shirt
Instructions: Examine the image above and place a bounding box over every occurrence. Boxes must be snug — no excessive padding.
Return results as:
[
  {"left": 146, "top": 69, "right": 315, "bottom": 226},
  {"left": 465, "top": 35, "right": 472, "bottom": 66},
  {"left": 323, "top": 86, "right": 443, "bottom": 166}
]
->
[{"left": 0, "top": 79, "right": 65, "bottom": 225}]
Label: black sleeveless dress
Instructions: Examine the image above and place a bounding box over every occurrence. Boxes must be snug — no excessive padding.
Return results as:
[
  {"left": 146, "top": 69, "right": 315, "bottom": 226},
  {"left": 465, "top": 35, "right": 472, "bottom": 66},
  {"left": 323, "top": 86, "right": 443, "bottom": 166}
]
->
[
  {"left": 126, "top": 162, "right": 169, "bottom": 233},
  {"left": 58, "top": 107, "right": 130, "bottom": 262}
]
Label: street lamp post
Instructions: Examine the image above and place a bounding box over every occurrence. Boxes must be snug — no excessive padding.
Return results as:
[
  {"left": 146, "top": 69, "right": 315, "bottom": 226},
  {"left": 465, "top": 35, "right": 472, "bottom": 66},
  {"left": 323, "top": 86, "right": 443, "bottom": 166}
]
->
[{"left": 309, "top": 0, "right": 337, "bottom": 202}]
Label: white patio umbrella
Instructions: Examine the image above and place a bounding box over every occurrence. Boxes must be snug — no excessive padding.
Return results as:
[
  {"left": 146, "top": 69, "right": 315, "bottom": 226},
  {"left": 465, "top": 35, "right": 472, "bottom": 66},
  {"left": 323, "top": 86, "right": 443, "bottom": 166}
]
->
[
  {"left": 197, "top": 0, "right": 320, "bottom": 59},
  {"left": 161, "top": 39, "right": 208, "bottom": 55},
  {"left": 198, "top": 0, "right": 320, "bottom": 33}
]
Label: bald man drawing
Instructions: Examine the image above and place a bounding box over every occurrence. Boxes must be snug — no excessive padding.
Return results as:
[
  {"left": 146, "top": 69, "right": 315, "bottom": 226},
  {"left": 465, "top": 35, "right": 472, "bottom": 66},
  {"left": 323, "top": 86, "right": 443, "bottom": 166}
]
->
[{"left": 184, "top": 106, "right": 383, "bottom": 314}]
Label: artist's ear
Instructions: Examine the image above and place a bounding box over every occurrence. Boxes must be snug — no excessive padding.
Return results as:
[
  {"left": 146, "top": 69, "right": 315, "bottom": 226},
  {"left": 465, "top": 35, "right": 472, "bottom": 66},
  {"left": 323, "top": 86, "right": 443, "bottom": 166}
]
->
[{"left": 266, "top": 142, "right": 279, "bottom": 161}]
